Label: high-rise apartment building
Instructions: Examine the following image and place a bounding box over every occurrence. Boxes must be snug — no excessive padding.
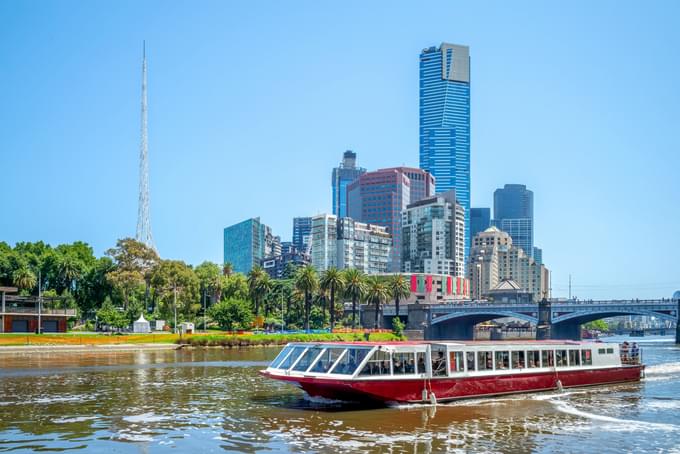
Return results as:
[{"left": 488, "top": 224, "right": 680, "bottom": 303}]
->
[
  {"left": 402, "top": 190, "right": 466, "bottom": 276},
  {"left": 332, "top": 150, "right": 366, "bottom": 218},
  {"left": 493, "top": 184, "right": 534, "bottom": 257},
  {"left": 419, "top": 43, "right": 471, "bottom": 257},
  {"left": 292, "top": 217, "right": 312, "bottom": 253},
  {"left": 470, "top": 208, "right": 491, "bottom": 241},
  {"left": 467, "top": 226, "right": 549, "bottom": 302},
  {"left": 347, "top": 167, "right": 434, "bottom": 271},
  {"left": 223, "top": 217, "right": 281, "bottom": 274},
  {"left": 261, "top": 242, "right": 310, "bottom": 279},
  {"left": 311, "top": 214, "right": 391, "bottom": 274}
]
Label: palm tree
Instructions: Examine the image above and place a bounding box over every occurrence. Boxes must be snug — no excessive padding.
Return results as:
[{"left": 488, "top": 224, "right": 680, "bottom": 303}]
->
[
  {"left": 294, "top": 265, "right": 318, "bottom": 332},
  {"left": 58, "top": 255, "right": 81, "bottom": 293},
  {"left": 12, "top": 267, "right": 36, "bottom": 292},
  {"left": 343, "top": 269, "right": 366, "bottom": 329},
  {"left": 247, "top": 265, "right": 267, "bottom": 316},
  {"left": 320, "top": 267, "right": 344, "bottom": 331},
  {"left": 387, "top": 274, "right": 411, "bottom": 324},
  {"left": 222, "top": 262, "right": 233, "bottom": 277},
  {"left": 257, "top": 274, "right": 273, "bottom": 317},
  {"left": 365, "top": 277, "right": 389, "bottom": 329}
]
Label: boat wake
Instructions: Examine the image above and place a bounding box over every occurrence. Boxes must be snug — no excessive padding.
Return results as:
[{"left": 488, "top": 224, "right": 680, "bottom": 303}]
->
[
  {"left": 644, "top": 362, "right": 680, "bottom": 382},
  {"left": 548, "top": 400, "right": 680, "bottom": 432}
]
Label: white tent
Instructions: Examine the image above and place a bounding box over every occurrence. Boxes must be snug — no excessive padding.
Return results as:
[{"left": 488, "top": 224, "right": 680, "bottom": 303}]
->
[{"left": 133, "top": 313, "right": 151, "bottom": 333}]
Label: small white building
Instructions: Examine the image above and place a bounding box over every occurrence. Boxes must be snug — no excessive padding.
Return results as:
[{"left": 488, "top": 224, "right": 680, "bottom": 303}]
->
[
  {"left": 154, "top": 320, "right": 165, "bottom": 331},
  {"left": 179, "top": 322, "right": 194, "bottom": 335},
  {"left": 133, "top": 314, "right": 151, "bottom": 333}
]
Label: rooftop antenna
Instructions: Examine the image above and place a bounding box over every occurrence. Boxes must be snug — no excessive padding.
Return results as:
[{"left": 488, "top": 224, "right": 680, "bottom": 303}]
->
[{"left": 136, "top": 40, "right": 156, "bottom": 252}]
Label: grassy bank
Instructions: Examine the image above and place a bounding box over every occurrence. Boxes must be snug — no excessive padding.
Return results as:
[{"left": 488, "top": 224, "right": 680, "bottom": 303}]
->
[
  {"left": 0, "top": 331, "right": 404, "bottom": 347},
  {"left": 179, "top": 332, "right": 404, "bottom": 347}
]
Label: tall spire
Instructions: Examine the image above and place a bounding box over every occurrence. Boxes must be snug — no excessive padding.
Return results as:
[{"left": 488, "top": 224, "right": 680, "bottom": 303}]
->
[{"left": 136, "top": 41, "right": 156, "bottom": 251}]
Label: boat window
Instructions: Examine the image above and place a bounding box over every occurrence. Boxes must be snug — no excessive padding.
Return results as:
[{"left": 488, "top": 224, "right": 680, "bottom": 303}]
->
[
  {"left": 527, "top": 350, "right": 540, "bottom": 368},
  {"left": 450, "top": 351, "right": 464, "bottom": 373},
  {"left": 511, "top": 351, "right": 526, "bottom": 369},
  {"left": 271, "top": 346, "right": 294, "bottom": 369},
  {"left": 606, "top": 348, "right": 614, "bottom": 354},
  {"left": 466, "top": 351, "right": 476, "bottom": 371},
  {"left": 478, "top": 351, "right": 493, "bottom": 371},
  {"left": 277, "top": 346, "right": 307, "bottom": 370},
  {"left": 310, "top": 348, "right": 345, "bottom": 373},
  {"left": 329, "top": 348, "right": 370, "bottom": 375},
  {"left": 555, "top": 350, "right": 568, "bottom": 367},
  {"left": 393, "top": 352, "right": 415, "bottom": 375},
  {"left": 416, "top": 352, "right": 427, "bottom": 374},
  {"left": 598, "top": 348, "right": 606, "bottom": 354},
  {"left": 359, "top": 349, "right": 391, "bottom": 376},
  {"left": 541, "top": 350, "right": 554, "bottom": 367},
  {"left": 581, "top": 349, "right": 592, "bottom": 365},
  {"left": 293, "top": 347, "right": 324, "bottom": 372},
  {"left": 495, "top": 351, "right": 510, "bottom": 370},
  {"left": 568, "top": 350, "right": 580, "bottom": 366},
  {"left": 431, "top": 347, "right": 447, "bottom": 377}
]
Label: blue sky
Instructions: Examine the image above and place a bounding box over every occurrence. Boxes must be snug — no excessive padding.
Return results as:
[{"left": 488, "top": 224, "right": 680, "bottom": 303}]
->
[{"left": 1, "top": 1, "right": 679, "bottom": 299}]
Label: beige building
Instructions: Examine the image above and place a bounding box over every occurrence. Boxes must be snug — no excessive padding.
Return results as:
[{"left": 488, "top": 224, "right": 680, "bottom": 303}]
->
[{"left": 467, "top": 226, "right": 549, "bottom": 301}]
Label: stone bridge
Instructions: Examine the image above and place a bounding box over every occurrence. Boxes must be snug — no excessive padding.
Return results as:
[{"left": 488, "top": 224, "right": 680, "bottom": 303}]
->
[{"left": 374, "top": 298, "right": 680, "bottom": 342}]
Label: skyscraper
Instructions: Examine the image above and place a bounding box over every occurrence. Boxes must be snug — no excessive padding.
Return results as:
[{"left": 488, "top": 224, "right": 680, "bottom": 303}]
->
[
  {"left": 470, "top": 208, "right": 491, "bottom": 241},
  {"left": 223, "top": 217, "right": 280, "bottom": 274},
  {"left": 402, "top": 190, "right": 466, "bottom": 277},
  {"left": 419, "top": 43, "right": 471, "bottom": 257},
  {"left": 493, "top": 184, "right": 534, "bottom": 256},
  {"left": 292, "top": 217, "right": 312, "bottom": 253},
  {"left": 332, "top": 150, "right": 366, "bottom": 218},
  {"left": 346, "top": 167, "right": 435, "bottom": 271}
]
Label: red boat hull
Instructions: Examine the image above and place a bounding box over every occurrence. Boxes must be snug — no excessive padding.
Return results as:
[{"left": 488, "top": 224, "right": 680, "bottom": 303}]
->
[{"left": 262, "top": 365, "right": 643, "bottom": 403}]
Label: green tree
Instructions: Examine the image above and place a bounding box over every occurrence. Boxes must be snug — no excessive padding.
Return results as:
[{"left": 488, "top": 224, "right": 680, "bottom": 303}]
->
[
  {"left": 106, "top": 238, "right": 159, "bottom": 309},
  {"left": 584, "top": 319, "right": 609, "bottom": 332},
  {"left": 295, "top": 265, "right": 318, "bottom": 332},
  {"left": 222, "top": 262, "right": 233, "bottom": 277},
  {"left": 195, "top": 261, "right": 222, "bottom": 307},
  {"left": 366, "top": 277, "right": 389, "bottom": 329},
  {"left": 387, "top": 274, "right": 411, "bottom": 324},
  {"left": 247, "top": 265, "right": 267, "bottom": 316},
  {"left": 343, "top": 268, "right": 366, "bottom": 329},
  {"left": 150, "top": 259, "right": 200, "bottom": 329},
  {"left": 96, "top": 297, "right": 127, "bottom": 331},
  {"left": 12, "top": 266, "right": 36, "bottom": 292},
  {"left": 208, "top": 298, "right": 254, "bottom": 331},
  {"left": 223, "top": 273, "right": 249, "bottom": 300},
  {"left": 320, "top": 267, "right": 344, "bottom": 331}
]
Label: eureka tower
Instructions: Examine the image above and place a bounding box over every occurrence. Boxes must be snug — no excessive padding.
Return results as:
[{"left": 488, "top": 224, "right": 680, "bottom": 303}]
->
[{"left": 419, "top": 43, "right": 471, "bottom": 258}]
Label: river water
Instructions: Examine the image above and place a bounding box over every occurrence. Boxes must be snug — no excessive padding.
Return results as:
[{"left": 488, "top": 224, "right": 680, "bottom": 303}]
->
[{"left": 0, "top": 336, "right": 678, "bottom": 453}]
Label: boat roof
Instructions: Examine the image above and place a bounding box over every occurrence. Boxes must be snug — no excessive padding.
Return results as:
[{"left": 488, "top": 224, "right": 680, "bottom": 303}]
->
[{"left": 284, "top": 340, "right": 601, "bottom": 347}]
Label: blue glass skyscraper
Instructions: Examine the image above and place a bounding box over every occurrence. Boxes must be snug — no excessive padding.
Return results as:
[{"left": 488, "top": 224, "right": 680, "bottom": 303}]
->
[
  {"left": 332, "top": 150, "right": 365, "bottom": 218},
  {"left": 419, "top": 43, "right": 471, "bottom": 258}
]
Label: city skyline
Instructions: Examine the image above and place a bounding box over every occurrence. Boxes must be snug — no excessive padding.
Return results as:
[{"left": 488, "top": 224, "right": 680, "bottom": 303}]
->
[{"left": 2, "top": 2, "right": 680, "bottom": 299}]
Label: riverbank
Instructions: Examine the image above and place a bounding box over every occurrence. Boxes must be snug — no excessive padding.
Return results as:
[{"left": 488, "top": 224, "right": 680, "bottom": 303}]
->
[
  {"left": 0, "top": 331, "right": 403, "bottom": 351},
  {"left": 0, "top": 343, "right": 180, "bottom": 354}
]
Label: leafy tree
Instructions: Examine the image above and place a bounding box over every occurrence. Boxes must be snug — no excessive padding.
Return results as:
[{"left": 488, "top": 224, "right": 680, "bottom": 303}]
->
[
  {"left": 106, "top": 238, "right": 159, "bottom": 309},
  {"left": 366, "top": 277, "right": 389, "bottom": 329},
  {"left": 222, "top": 262, "right": 233, "bottom": 277},
  {"left": 295, "top": 265, "right": 318, "bottom": 332},
  {"left": 392, "top": 317, "right": 405, "bottom": 338},
  {"left": 195, "top": 261, "right": 222, "bottom": 307},
  {"left": 223, "top": 273, "right": 249, "bottom": 300},
  {"left": 320, "top": 267, "right": 344, "bottom": 331},
  {"left": 387, "top": 274, "right": 411, "bottom": 324},
  {"left": 343, "top": 268, "right": 366, "bottom": 329},
  {"left": 208, "top": 298, "right": 254, "bottom": 331},
  {"left": 96, "top": 298, "right": 127, "bottom": 331},
  {"left": 12, "top": 266, "right": 36, "bottom": 292},
  {"left": 584, "top": 319, "right": 609, "bottom": 331},
  {"left": 150, "top": 259, "right": 200, "bottom": 328}
]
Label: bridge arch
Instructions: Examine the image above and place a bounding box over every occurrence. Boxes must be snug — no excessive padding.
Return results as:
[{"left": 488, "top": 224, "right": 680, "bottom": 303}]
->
[{"left": 428, "top": 311, "right": 538, "bottom": 340}]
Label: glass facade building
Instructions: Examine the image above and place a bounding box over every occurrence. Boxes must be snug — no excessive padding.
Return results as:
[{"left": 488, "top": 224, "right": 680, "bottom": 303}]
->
[
  {"left": 493, "top": 184, "right": 534, "bottom": 257},
  {"left": 332, "top": 150, "right": 366, "bottom": 218},
  {"left": 223, "top": 217, "right": 280, "bottom": 274},
  {"left": 470, "top": 208, "right": 491, "bottom": 241},
  {"left": 292, "top": 217, "right": 312, "bottom": 253},
  {"left": 419, "top": 43, "right": 471, "bottom": 257}
]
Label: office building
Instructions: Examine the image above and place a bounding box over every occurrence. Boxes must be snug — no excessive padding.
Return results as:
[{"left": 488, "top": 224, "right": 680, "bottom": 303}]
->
[
  {"left": 419, "top": 43, "right": 471, "bottom": 256},
  {"left": 347, "top": 167, "right": 434, "bottom": 271},
  {"left": 468, "top": 226, "right": 549, "bottom": 302},
  {"left": 493, "top": 184, "right": 534, "bottom": 256},
  {"left": 332, "top": 150, "right": 366, "bottom": 218},
  {"left": 311, "top": 214, "right": 391, "bottom": 274},
  {"left": 261, "top": 243, "right": 310, "bottom": 279},
  {"left": 223, "top": 217, "right": 281, "bottom": 274},
  {"left": 292, "top": 217, "right": 312, "bottom": 253},
  {"left": 402, "top": 190, "right": 466, "bottom": 276},
  {"left": 470, "top": 208, "right": 491, "bottom": 241}
]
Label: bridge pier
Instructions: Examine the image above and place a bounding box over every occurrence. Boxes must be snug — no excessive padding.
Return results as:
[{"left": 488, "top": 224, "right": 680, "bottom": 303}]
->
[
  {"left": 536, "top": 298, "right": 552, "bottom": 340},
  {"left": 551, "top": 322, "right": 582, "bottom": 340},
  {"left": 676, "top": 298, "right": 680, "bottom": 344}
]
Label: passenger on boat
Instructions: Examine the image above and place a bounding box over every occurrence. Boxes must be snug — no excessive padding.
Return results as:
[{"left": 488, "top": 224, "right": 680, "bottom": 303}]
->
[
  {"left": 418, "top": 356, "right": 426, "bottom": 373},
  {"left": 406, "top": 358, "right": 415, "bottom": 373},
  {"left": 631, "top": 343, "right": 639, "bottom": 363},
  {"left": 381, "top": 360, "right": 390, "bottom": 374},
  {"left": 621, "top": 341, "right": 630, "bottom": 361}
]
